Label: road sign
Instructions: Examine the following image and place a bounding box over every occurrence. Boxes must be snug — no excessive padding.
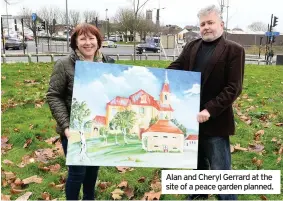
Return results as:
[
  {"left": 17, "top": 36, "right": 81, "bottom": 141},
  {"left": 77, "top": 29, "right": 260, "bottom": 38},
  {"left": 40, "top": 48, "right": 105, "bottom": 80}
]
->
[
  {"left": 31, "top": 13, "right": 37, "bottom": 22},
  {"left": 265, "top": 32, "right": 280, "bottom": 36}
]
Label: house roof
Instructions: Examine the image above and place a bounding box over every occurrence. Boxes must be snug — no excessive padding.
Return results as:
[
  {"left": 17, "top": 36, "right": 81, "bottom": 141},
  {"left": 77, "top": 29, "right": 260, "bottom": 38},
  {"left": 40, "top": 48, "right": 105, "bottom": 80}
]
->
[
  {"left": 143, "top": 120, "right": 183, "bottom": 134},
  {"left": 161, "top": 83, "right": 170, "bottom": 93},
  {"left": 185, "top": 135, "right": 198, "bottom": 140},
  {"left": 93, "top": 115, "right": 106, "bottom": 125},
  {"left": 107, "top": 96, "right": 130, "bottom": 106},
  {"left": 107, "top": 89, "right": 174, "bottom": 112}
]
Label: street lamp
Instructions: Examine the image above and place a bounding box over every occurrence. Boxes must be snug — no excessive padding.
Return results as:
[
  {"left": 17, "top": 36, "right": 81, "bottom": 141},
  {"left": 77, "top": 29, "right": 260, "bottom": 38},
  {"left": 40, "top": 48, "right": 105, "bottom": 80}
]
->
[
  {"left": 105, "top": 9, "right": 108, "bottom": 39},
  {"left": 66, "top": 0, "right": 69, "bottom": 52}
]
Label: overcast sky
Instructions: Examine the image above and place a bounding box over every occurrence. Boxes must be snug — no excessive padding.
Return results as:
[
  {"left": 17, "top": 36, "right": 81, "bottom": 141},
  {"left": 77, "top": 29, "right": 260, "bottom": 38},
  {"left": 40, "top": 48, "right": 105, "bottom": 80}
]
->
[{"left": 2, "top": 0, "right": 283, "bottom": 32}]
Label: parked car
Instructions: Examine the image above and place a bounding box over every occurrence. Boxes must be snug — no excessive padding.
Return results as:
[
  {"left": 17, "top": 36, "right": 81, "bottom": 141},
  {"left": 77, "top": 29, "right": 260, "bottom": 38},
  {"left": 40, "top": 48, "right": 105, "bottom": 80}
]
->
[
  {"left": 102, "top": 40, "right": 117, "bottom": 48},
  {"left": 136, "top": 43, "right": 160, "bottom": 54},
  {"left": 5, "top": 38, "right": 27, "bottom": 50}
]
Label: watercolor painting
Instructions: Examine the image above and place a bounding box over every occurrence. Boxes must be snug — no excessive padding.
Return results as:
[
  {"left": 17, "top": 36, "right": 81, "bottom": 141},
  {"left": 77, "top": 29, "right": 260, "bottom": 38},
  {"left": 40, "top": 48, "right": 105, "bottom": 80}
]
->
[{"left": 66, "top": 61, "right": 201, "bottom": 168}]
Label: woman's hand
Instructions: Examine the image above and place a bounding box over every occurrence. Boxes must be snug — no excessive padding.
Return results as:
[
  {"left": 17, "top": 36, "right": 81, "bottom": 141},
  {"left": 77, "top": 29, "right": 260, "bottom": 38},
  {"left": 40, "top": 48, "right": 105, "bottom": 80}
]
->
[{"left": 64, "top": 128, "right": 71, "bottom": 139}]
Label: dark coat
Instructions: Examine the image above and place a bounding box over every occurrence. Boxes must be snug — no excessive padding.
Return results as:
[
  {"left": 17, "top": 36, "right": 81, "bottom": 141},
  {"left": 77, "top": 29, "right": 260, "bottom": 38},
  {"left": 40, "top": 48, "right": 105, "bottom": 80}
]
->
[
  {"left": 168, "top": 36, "right": 245, "bottom": 136},
  {"left": 46, "top": 50, "right": 115, "bottom": 136}
]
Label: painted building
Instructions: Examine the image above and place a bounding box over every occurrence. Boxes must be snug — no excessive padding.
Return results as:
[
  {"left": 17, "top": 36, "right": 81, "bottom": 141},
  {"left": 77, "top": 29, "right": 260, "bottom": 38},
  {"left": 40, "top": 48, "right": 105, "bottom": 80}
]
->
[
  {"left": 92, "top": 71, "right": 174, "bottom": 136},
  {"left": 141, "top": 120, "right": 184, "bottom": 152},
  {"left": 91, "top": 115, "right": 106, "bottom": 137}
]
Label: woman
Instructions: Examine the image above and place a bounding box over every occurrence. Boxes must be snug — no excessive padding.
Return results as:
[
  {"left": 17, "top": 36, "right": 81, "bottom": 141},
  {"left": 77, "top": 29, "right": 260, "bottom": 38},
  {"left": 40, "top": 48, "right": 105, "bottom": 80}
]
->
[{"left": 46, "top": 23, "right": 114, "bottom": 200}]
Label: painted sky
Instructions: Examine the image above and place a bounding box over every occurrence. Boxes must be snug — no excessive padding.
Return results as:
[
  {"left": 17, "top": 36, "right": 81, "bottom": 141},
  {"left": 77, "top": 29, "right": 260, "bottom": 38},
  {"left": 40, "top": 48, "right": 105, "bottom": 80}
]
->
[{"left": 72, "top": 61, "right": 201, "bottom": 131}]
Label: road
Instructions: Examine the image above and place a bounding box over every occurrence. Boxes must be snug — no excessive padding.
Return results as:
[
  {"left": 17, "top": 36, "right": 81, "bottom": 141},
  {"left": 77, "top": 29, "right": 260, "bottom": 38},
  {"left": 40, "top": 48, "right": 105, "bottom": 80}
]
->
[{"left": 1, "top": 41, "right": 276, "bottom": 64}]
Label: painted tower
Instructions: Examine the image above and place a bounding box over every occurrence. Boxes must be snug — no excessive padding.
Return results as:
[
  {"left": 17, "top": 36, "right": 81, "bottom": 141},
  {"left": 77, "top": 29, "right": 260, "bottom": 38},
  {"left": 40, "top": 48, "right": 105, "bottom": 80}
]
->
[{"left": 160, "top": 71, "right": 171, "bottom": 105}]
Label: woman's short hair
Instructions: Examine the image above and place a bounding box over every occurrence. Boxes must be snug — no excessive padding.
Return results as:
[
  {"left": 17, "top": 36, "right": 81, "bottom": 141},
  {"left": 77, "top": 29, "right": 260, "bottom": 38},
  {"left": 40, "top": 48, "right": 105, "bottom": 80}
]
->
[{"left": 70, "top": 23, "right": 103, "bottom": 50}]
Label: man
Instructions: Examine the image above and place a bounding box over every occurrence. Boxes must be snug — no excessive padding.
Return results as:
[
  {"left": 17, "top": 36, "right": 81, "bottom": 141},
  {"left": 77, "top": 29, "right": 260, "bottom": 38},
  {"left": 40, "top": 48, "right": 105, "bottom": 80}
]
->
[{"left": 168, "top": 5, "right": 245, "bottom": 200}]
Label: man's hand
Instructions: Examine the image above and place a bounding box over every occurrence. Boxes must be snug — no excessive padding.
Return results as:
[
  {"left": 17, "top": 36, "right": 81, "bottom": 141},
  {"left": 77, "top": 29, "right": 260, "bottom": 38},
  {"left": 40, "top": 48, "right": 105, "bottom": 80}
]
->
[
  {"left": 197, "top": 109, "right": 211, "bottom": 123},
  {"left": 64, "top": 128, "right": 70, "bottom": 139}
]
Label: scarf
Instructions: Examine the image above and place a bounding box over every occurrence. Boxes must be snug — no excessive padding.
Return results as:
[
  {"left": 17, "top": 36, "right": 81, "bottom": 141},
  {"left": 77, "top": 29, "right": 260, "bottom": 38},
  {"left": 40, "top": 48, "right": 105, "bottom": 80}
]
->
[{"left": 75, "top": 49, "right": 103, "bottom": 62}]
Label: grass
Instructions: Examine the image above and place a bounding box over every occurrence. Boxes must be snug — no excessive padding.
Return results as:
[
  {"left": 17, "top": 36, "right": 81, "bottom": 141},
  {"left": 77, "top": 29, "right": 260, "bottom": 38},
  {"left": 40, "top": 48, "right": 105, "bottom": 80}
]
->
[{"left": 1, "top": 61, "right": 283, "bottom": 200}]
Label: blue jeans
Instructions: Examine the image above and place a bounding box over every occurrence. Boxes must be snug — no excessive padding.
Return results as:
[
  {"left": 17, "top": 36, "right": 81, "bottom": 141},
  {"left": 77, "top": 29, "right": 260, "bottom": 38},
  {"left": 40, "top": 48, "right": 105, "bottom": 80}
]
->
[
  {"left": 188, "top": 135, "right": 237, "bottom": 200},
  {"left": 61, "top": 137, "right": 99, "bottom": 200}
]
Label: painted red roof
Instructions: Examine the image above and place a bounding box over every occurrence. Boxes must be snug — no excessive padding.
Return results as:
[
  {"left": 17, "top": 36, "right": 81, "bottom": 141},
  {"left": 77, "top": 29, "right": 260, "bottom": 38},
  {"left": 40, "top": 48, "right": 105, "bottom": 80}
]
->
[
  {"left": 107, "top": 89, "right": 174, "bottom": 112},
  {"left": 93, "top": 116, "right": 106, "bottom": 125},
  {"left": 156, "top": 101, "right": 174, "bottom": 111},
  {"left": 185, "top": 135, "right": 198, "bottom": 140},
  {"left": 143, "top": 120, "right": 184, "bottom": 134},
  {"left": 129, "top": 90, "right": 156, "bottom": 106},
  {"left": 161, "top": 83, "right": 170, "bottom": 93},
  {"left": 107, "top": 96, "right": 130, "bottom": 106}
]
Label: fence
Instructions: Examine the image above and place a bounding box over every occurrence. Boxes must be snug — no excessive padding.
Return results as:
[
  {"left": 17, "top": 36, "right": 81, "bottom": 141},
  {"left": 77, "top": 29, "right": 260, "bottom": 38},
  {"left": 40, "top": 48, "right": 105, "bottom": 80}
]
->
[{"left": 1, "top": 53, "right": 269, "bottom": 65}]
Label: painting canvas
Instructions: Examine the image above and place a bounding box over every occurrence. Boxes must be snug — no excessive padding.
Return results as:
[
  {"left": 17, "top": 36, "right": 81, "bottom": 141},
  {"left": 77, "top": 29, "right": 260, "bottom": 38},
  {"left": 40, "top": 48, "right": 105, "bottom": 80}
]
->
[{"left": 66, "top": 61, "right": 201, "bottom": 169}]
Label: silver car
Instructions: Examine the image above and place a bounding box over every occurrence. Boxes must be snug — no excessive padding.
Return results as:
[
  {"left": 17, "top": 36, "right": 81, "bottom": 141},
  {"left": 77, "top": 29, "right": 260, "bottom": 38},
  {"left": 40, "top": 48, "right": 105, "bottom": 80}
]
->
[{"left": 5, "top": 38, "right": 27, "bottom": 50}]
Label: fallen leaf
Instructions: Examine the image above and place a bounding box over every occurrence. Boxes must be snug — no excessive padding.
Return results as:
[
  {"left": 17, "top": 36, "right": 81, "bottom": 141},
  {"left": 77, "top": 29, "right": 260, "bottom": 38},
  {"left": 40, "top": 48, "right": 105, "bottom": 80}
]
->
[
  {"left": 14, "top": 178, "right": 23, "bottom": 186},
  {"left": 255, "top": 130, "right": 264, "bottom": 136},
  {"left": 2, "top": 76, "right": 7, "bottom": 80},
  {"left": 11, "top": 188, "right": 25, "bottom": 194},
  {"left": 34, "top": 148, "right": 55, "bottom": 163},
  {"left": 230, "top": 145, "right": 235, "bottom": 153},
  {"left": 248, "top": 144, "right": 265, "bottom": 153},
  {"left": 276, "top": 156, "right": 281, "bottom": 164},
  {"left": 98, "top": 182, "right": 111, "bottom": 190},
  {"left": 151, "top": 181, "right": 162, "bottom": 192},
  {"left": 54, "top": 184, "right": 65, "bottom": 190},
  {"left": 2, "top": 179, "right": 8, "bottom": 187},
  {"left": 278, "top": 146, "right": 283, "bottom": 155},
  {"left": 117, "top": 180, "right": 128, "bottom": 188},
  {"left": 23, "top": 138, "right": 32, "bottom": 148},
  {"left": 112, "top": 188, "right": 124, "bottom": 195},
  {"left": 4, "top": 171, "right": 16, "bottom": 180},
  {"left": 17, "top": 155, "right": 35, "bottom": 168},
  {"left": 44, "top": 137, "right": 59, "bottom": 145},
  {"left": 271, "top": 137, "right": 277, "bottom": 142},
  {"left": 138, "top": 176, "right": 146, "bottom": 183},
  {"left": 42, "top": 192, "right": 51, "bottom": 200},
  {"left": 255, "top": 159, "right": 263, "bottom": 168},
  {"left": 124, "top": 187, "right": 134, "bottom": 199},
  {"left": 275, "top": 123, "right": 283, "bottom": 127},
  {"left": 14, "top": 128, "right": 20, "bottom": 132},
  {"left": 1, "top": 194, "right": 11, "bottom": 201},
  {"left": 49, "top": 164, "right": 61, "bottom": 173},
  {"left": 3, "top": 159, "right": 14, "bottom": 165},
  {"left": 142, "top": 191, "right": 161, "bottom": 200},
  {"left": 260, "top": 195, "right": 268, "bottom": 200},
  {"left": 112, "top": 194, "right": 122, "bottom": 200},
  {"left": 15, "top": 192, "right": 32, "bottom": 201},
  {"left": 39, "top": 166, "right": 50, "bottom": 172},
  {"left": 234, "top": 144, "right": 248, "bottom": 152},
  {"left": 29, "top": 124, "right": 34, "bottom": 130},
  {"left": 242, "top": 94, "right": 249, "bottom": 99},
  {"left": 22, "top": 175, "right": 43, "bottom": 184},
  {"left": 245, "top": 120, "right": 252, "bottom": 125},
  {"left": 116, "top": 166, "right": 130, "bottom": 173}
]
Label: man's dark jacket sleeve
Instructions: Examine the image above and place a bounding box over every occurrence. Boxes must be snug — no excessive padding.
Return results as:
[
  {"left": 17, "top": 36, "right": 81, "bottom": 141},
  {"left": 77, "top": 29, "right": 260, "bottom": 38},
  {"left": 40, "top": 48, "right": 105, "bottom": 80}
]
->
[{"left": 204, "top": 47, "right": 245, "bottom": 117}]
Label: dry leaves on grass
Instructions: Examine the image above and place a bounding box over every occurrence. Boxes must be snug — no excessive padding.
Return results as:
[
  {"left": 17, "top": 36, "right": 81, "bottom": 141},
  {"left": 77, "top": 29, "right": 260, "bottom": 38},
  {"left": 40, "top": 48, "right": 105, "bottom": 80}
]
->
[
  {"left": 117, "top": 180, "right": 128, "bottom": 188},
  {"left": 116, "top": 166, "right": 134, "bottom": 173},
  {"left": 1, "top": 194, "right": 11, "bottom": 201},
  {"left": 254, "top": 130, "right": 265, "bottom": 141},
  {"left": 97, "top": 181, "right": 112, "bottom": 191},
  {"left": 34, "top": 148, "right": 56, "bottom": 163},
  {"left": 248, "top": 143, "right": 265, "bottom": 153},
  {"left": 260, "top": 195, "right": 268, "bottom": 200},
  {"left": 138, "top": 176, "right": 146, "bottom": 183},
  {"left": 22, "top": 175, "right": 43, "bottom": 185},
  {"left": 111, "top": 188, "right": 124, "bottom": 200},
  {"left": 10, "top": 188, "right": 25, "bottom": 195},
  {"left": 15, "top": 192, "right": 32, "bottom": 201},
  {"left": 17, "top": 155, "right": 35, "bottom": 168},
  {"left": 252, "top": 157, "right": 263, "bottom": 169},
  {"left": 233, "top": 144, "right": 248, "bottom": 152},
  {"left": 124, "top": 187, "right": 134, "bottom": 199},
  {"left": 23, "top": 138, "right": 32, "bottom": 148},
  {"left": 1, "top": 136, "right": 13, "bottom": 154},
  {"left": 275, "top": 123, "right": 283, "bottom": 127},
  {"left": 142, "top": 191, "right": 161, "bottom": 200},
  {"left": 49, "top": 182, "right": 65, "bottom": 190},
  {"left": 42, "top": 192, "right": 51, "bottom": 200},
  {"left": 3, "top": 159, "right": 14, "bottom": 166}
]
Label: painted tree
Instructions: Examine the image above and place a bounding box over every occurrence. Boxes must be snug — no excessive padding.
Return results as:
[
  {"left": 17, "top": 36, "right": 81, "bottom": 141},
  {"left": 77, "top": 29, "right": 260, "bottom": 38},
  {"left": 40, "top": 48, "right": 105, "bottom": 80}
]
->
[
  {"left": 149, "top": 116, "right": 159, "bottom": 126},
  {"left": 171, "top": 118, "right": 187, "bottom": 135},
  {"left": 111, "top": 110, "right": 136, "bottom": 144},
  {"left": 99, "top": 126, "right": 108, "bottom": 145},
  {"left": 70, "top": 98, "right": 91, "bottom": 132}
]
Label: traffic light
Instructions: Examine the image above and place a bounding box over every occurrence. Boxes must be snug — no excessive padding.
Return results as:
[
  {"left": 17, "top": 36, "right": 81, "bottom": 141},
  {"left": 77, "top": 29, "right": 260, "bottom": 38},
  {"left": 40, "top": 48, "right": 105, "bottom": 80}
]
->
[
  {"left": 14, "top": 19, "right": 17, "bottom": 31},
  {"left": 273, "top": 16, "right": 278, "bottom": 27},
  {"left": 41, "top": 21, "right": 46, "bottom": 30}
]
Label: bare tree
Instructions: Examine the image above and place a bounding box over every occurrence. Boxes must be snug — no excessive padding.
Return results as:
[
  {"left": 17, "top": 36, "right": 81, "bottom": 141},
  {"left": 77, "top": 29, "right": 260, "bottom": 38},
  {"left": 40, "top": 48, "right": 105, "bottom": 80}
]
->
[
  {"left": 83, "top": 10, "right": 99, "bottom": 23},
  {"left": 136, "top": 14, "right": 156, "bottom": 41},
  {"left": 114, "top": 8, "right": 135, "bottom": 42},
  {"left": 132, "top": 0, "right": 151, "bottom": 60},
  {"left": 248, "top": 22, "right": 267, "bottom": 32},
  {"left": 69, "top": 10, "right": 81, "bottom": 27},
  {"left": 37, "top": 7, "right": 61, "bottom": 36}
]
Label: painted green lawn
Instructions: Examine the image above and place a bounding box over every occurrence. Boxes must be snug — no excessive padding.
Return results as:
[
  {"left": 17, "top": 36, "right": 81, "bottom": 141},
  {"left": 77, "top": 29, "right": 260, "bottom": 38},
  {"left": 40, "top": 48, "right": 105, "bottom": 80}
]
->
[{"left": 1, "top": 61, "right": 283, "bottom": 200}]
